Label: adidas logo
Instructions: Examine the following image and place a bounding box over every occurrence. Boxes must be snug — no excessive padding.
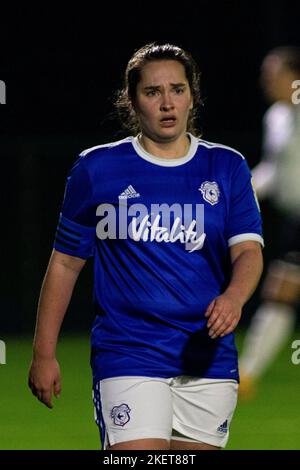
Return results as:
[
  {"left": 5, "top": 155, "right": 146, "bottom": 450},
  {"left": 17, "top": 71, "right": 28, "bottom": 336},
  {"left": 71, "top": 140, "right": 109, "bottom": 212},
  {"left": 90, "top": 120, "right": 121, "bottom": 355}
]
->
[
  {"left": 217, "top": 419, "right": 228, "bottom": 434},
  {"left": 118, "top": 185, "right": 140, "bottom": 199}
]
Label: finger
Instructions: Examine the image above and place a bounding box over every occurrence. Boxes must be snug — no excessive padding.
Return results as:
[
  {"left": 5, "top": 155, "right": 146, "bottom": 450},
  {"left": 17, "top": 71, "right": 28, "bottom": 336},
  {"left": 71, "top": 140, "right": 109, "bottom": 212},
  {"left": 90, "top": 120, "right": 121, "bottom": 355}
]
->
[
  {"left": 207, "top": 305, "right": 223, "bottom": 328},
  {"left": 205, "top": 299, "right": 216, "bottom": 318},
  {"left": 220, "top": 328, "right": 231, "bottom": 338},
  {"left": 40, "top": 390, "right": 53, "bottom": 409},
  {"left": 211, "top": 315, "right": 235, "bottom": 338},
  {"left": 28, "top": 379, "right": 39, "bottom": 397},
  {"left": 215, "top": 316, "right": 240, "bottom": 338},
  {"left": 208, "top": 316, "right": 227, "bottom": 337},
  {"left": 53, "top": 380, "right": 61, "bottom": 398},
  {"left": 220, "top": 321, "right": 238, "bottom": 337},
  {"left": 28, "top": 376, "right": 36, "bottom": 391},
  {"left": 211, "top": 323, "right": 231, "bottom": 339},
  {"left": 31, "top": 387, "right": 38, "bottom": 397}
]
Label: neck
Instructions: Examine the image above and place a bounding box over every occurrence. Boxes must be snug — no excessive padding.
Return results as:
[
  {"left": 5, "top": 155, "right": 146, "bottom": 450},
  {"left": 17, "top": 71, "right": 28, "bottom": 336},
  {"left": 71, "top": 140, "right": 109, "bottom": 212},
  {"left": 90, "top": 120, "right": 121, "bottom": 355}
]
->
[{"left": 139, "top": 133, "right": 190, "bottom": 159}]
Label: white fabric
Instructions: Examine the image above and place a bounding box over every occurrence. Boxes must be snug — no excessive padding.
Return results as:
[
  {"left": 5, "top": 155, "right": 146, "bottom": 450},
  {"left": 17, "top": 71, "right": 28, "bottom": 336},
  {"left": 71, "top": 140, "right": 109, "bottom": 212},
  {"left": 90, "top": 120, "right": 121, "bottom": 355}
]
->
[
  {"left": 240, "top": 302, "right": 296, "bottom": 378},
  {"left": 132, "top": 133, "right": 198, "bottom": 167},
  {"left": 228, "top": 233, "right": 264, "bottom": 247},
  {"left": 96, "top": 375, "right": 238, "bottom": 449},
  {"left": 252, "top": 102, "right": 300, "bottom": 216}
]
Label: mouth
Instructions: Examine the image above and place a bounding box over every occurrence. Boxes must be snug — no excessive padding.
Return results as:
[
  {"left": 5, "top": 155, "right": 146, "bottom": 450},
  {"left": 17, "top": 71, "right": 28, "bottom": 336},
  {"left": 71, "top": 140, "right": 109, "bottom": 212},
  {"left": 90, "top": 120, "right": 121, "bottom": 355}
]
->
[{"left": 160, "top": 116, "right": 177, "bottom": 127}]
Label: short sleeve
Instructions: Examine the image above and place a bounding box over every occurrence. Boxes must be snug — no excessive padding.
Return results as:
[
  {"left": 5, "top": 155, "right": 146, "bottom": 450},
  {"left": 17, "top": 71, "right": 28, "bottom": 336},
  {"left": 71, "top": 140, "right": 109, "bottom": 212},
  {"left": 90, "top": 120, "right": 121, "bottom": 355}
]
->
[
  {"left": 54, "top": 156, "right": 96, "bottom": 259},
  {"left": 226, "top": 157, "right": 264, "bottom": 248}
]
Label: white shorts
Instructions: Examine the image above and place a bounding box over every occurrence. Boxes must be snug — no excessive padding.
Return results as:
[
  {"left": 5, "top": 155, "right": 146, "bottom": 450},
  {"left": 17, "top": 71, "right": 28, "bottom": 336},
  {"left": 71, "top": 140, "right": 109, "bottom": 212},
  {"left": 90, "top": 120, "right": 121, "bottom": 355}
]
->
[{"left": 93, "top": 375, "right": 238, "bottom": 449}]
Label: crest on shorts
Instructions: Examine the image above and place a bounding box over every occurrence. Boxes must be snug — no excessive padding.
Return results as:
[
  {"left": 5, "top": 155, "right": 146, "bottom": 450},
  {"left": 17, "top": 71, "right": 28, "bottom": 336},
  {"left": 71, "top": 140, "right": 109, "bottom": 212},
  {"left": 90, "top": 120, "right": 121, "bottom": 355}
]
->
[
  {"left": 199, "top": 181, "right": 220, "bottom": 205},
  {"left": 111, "top": 403, "right": 131, "bottom": 426}
]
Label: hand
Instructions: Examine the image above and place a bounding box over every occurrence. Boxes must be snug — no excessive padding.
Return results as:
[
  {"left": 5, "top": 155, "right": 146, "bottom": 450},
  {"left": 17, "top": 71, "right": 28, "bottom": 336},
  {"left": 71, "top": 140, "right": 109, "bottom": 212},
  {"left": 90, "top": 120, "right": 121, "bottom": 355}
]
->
[
  {"left": 205, "top": 292, "right": 243, "bottom": 339},
  {"left": 28, "top": 357, "right": 61, "bottom": 408}
]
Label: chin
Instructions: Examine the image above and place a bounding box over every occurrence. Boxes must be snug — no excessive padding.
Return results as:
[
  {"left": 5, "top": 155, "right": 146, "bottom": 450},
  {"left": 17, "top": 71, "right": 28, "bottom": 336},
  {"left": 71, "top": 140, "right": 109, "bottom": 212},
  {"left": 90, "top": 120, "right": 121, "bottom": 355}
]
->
[
  {"left": 158, "top": 127, "right": 179, "bottom": 138},
  {"left": 158, "top": 132, "right": 178, "bottom": 142}
]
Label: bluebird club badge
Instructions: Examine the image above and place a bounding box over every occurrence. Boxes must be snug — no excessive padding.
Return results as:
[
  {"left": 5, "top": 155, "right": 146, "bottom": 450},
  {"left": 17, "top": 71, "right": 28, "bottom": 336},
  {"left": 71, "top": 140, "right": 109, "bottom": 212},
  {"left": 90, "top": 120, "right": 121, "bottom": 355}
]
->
[{"left": 199, "top": 181, "right": 220, "bottom": 206}]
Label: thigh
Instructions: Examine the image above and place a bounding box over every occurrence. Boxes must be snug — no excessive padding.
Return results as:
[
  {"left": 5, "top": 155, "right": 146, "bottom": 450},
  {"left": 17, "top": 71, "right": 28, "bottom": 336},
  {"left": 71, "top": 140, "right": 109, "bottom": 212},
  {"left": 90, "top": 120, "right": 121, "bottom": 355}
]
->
[
  {"left": 262, "top": 214, "right": 300, "bottom": 303},
  {"left": 170, "top": 438, "right": 219, "bottom": 450},
  {"left": 262, "top": 258, "right": 300, "bottom": 303},
  {"left": 93, "top": 376, "right": 173, "bottom": 450},
  {"left": 108, "top": 438, "right": 169, "bottom": 450},
  {"left": 170, "top": 377, "right": 238, "bottom": 449}
]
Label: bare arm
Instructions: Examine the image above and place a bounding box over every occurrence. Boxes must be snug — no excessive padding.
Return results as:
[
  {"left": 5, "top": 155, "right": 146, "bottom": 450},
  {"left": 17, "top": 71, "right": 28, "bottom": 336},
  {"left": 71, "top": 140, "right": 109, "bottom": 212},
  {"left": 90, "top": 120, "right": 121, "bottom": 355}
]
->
[
  {"left": 205, "top": 241, "right": 263, "bottom": 339},
  {"left": 28, "top": 249, "right": 86, "bottom": 408}
]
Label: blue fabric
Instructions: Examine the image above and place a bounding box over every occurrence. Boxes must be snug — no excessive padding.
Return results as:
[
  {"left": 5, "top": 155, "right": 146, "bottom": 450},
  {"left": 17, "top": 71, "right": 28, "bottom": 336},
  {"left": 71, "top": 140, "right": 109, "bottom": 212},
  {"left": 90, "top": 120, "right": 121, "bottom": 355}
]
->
[{"left": 54, "top": 136, "right": 263, "bottom": 384}]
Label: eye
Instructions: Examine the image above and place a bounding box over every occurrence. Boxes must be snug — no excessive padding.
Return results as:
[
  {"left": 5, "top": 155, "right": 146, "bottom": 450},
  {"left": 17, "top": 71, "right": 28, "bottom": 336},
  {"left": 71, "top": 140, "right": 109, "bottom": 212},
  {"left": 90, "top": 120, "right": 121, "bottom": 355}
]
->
[
  {"left": 174, "top": 87, "right": 185, "bottom": 94},
  {"left": 145, "top": 89, "right": 159, "bottom": 97}
]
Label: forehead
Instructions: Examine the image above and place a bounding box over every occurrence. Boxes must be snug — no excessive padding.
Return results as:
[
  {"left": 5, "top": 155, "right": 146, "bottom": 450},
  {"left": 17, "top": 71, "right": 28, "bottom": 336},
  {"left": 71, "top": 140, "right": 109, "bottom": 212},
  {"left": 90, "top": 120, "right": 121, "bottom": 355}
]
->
[
  {"left": 261, "top": 55, "right": 285, "bottom": 76},
  {"left": 139, "top": 60, "right": 187, "bottom": 85}
]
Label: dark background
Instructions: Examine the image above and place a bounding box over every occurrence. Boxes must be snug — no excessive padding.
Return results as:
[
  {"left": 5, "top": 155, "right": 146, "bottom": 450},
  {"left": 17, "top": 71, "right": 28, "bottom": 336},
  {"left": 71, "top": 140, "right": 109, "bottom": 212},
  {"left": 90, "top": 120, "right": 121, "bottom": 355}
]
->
[{"left": 1, "top": 2, "right": 300, "bottom": 333}]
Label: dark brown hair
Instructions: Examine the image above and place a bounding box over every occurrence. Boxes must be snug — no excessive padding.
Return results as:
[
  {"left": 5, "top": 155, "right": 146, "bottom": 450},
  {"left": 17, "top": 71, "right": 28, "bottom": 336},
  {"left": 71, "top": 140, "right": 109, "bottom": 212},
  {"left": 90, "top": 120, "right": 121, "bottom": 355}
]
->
[{"left": 115, "top": 42, "right": 202, "bottom": 135}]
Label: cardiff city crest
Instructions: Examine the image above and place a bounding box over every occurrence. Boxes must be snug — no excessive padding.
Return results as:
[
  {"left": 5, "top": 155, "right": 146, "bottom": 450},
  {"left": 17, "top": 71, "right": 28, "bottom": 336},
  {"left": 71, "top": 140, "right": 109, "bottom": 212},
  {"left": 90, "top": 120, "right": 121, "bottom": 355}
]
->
[
  {"left": 199, "top": 181, "right": 220, "bottom": 206},
  {"left": 111, "top": 403, "right": 131, "bottom": 426}
]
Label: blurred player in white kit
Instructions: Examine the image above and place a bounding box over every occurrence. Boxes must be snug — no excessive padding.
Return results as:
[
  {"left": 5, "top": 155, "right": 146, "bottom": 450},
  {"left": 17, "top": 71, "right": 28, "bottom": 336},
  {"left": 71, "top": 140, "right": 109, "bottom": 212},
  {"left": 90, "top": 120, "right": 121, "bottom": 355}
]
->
[{"left": 239, "top": 46, "right": 300, "bottom": 399}]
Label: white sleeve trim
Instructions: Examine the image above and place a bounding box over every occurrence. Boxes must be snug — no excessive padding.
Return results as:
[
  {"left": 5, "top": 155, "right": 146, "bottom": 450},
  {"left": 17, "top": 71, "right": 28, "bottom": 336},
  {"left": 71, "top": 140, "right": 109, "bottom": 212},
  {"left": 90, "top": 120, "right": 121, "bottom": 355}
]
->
[{"left": 228, "top": 233, "right": 264, "bottom": 247}]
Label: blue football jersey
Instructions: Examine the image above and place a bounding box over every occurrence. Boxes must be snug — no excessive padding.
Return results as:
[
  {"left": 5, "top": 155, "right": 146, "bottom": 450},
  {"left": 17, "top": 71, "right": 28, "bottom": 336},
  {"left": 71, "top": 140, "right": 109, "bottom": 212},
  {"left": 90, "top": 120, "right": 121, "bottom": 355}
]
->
[{"left": 54, "top": 134, "right": 263, "bottom": 384}]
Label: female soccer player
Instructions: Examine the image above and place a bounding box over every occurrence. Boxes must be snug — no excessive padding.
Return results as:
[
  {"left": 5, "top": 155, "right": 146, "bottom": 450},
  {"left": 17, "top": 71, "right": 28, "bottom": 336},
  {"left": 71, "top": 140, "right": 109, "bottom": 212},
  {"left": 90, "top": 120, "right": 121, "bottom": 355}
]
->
[{"left": 28, "top": 43, "right": 263, "bottom": 450}]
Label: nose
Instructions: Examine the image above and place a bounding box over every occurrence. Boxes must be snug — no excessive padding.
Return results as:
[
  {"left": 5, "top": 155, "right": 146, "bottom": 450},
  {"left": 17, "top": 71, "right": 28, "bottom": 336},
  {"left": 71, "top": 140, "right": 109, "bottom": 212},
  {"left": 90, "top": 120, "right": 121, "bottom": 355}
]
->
[{"left": 160, "top": 92, "right": 174, "bottom": 111}]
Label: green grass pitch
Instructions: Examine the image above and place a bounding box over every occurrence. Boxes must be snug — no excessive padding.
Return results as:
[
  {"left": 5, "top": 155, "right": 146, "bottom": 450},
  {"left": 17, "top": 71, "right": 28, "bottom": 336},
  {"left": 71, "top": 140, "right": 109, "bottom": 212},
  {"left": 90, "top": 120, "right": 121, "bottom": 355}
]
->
[{"left": 0, "top": 331, "right": 299, "bottom": 450}]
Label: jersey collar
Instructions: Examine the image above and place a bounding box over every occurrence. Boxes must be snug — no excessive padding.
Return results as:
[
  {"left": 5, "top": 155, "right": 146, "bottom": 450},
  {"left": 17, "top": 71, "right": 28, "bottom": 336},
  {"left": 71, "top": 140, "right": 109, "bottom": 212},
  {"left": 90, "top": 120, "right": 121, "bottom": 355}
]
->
[{"left": 132, "top": 133, "right": 198, "bottom": 167}]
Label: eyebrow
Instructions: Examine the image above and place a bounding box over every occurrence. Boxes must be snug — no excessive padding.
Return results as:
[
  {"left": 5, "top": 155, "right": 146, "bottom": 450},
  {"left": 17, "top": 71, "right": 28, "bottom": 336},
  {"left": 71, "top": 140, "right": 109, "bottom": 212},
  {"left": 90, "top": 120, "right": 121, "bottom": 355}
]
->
[{"left": 143, "top": 82, "right": 187, "bottom": 90}]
